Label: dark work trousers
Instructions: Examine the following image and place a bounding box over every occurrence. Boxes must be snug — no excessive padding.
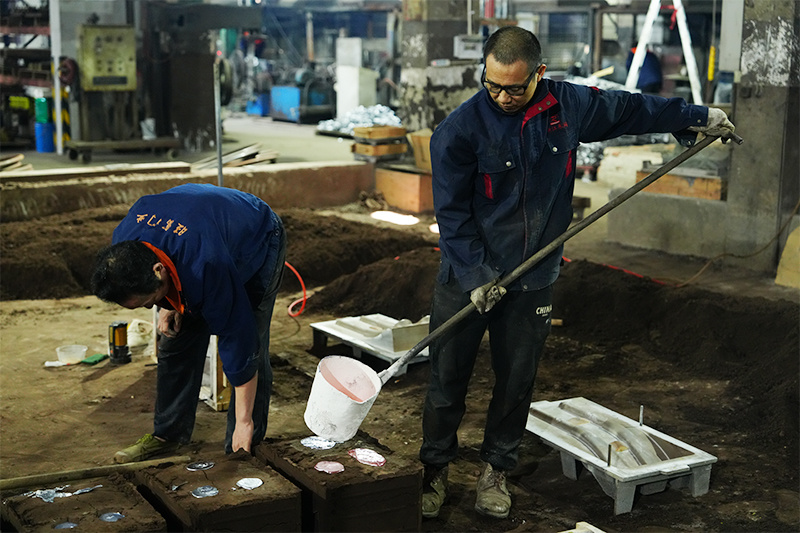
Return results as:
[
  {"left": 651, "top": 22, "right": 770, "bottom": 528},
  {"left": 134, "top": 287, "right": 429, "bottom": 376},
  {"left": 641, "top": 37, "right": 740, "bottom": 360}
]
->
[
  {"left": 153, "top": 215, "right": 286, "bottom": 453},
  {"left": 420, "top": 275, "right": 553, "bottom": 472}
]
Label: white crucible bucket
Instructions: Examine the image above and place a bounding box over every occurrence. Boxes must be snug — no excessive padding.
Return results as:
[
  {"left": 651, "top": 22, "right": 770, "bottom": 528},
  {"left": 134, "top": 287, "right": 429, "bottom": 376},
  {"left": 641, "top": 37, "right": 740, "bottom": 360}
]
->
[{"left": 304, "top": 355, "right": 382, "bottom": 442}]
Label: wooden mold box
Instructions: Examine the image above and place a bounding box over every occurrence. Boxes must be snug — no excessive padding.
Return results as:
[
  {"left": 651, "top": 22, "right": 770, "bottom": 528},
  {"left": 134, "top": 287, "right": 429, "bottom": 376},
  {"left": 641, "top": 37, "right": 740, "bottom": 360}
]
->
[
  {"left": 255, "top": 432, "right": 422, "bottom": 532},
  {"left": 135, "top": 451, "right": 301, "bottom": 532},
  {"left": 1, "top": 474, "right": 167, "bottom": 532},
  {"left": 375, "top": 166, "right": 433, "bottom": 213},
  {"left": 636, "top": 166, "right": 724, "bottom": 200}
]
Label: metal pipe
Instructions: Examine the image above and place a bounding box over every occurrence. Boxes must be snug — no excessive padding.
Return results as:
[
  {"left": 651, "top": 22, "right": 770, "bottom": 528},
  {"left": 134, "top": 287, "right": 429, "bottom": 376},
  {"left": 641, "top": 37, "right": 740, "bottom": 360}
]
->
[
  {"left": 48, "top": 0, "right": 63, "bottom": 155},
  {"left": 213, "top": 59, "right": 223, "bottom": 187}
]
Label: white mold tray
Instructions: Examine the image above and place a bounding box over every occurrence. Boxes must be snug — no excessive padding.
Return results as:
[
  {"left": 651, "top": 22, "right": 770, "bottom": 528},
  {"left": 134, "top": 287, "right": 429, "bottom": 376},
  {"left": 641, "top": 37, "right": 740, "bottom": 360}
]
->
[{"left": 526, "top": 397, "right": 717, "bottom": 514}]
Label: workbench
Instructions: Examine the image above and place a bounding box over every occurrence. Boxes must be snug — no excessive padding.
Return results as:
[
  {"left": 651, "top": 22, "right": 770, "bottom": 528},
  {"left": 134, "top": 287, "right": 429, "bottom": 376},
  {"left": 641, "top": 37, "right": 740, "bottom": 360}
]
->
[{"left": 65, "top": 137, "right": 181, "bottom": 164}]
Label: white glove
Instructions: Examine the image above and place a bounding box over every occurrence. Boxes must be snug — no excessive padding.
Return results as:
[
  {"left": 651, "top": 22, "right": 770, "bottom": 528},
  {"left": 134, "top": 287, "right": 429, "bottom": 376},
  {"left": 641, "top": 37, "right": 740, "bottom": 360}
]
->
[
  {"left": 470, "top": 279, "right": 507, "bottom": 314},
  {"left": 689, "top": 107, "right": 735, "bottom": 141}
]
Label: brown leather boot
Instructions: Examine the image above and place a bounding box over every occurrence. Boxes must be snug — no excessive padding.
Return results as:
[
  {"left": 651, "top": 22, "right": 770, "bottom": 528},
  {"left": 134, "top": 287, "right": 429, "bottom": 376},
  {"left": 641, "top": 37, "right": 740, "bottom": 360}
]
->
[
  {"left": 475, "top": 462, "right": 511, "bottom": 518},
  {"left": 422, "top": 464, "right": 448, "bottom": 518}
]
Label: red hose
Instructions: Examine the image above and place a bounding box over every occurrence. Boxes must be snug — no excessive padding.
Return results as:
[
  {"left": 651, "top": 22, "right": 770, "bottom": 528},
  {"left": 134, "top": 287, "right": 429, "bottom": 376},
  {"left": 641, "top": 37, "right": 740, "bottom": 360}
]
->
[{"left": 283, "top": 261, "right": 306, "bottom": 317}]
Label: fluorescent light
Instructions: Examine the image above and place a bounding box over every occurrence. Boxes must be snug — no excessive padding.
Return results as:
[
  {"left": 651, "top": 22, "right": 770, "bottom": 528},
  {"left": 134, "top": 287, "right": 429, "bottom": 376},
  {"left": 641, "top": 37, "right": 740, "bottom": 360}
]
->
[{"left": 370, "top": 211, "right": 419, "bottom": 226}]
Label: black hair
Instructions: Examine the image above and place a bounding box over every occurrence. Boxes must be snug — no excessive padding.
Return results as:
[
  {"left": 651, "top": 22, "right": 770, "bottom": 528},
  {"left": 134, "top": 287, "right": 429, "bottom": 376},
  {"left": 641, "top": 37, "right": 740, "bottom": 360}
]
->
[
  {"left": 483, "top": 26, "right": 543, "bottom": 71},
  {"left": 91, "top": 240, "right": 160, "bottom": 304}
]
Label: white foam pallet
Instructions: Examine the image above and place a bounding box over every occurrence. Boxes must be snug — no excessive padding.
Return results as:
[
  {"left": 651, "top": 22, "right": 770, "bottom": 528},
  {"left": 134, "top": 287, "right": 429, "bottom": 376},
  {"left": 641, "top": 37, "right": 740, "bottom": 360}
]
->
[
  {"left": 310, "top": 313, "right": 429, "bottom": 376},
  {"left": 526, "top": 397, "right": 717, "bottom": 514}
]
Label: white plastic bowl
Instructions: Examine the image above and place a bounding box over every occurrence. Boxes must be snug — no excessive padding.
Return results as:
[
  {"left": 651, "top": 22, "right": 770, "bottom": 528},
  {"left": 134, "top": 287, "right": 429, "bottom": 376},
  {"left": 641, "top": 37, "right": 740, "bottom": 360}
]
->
[{"left": 56, "top": 344, "right": 88, "bottom": 364}]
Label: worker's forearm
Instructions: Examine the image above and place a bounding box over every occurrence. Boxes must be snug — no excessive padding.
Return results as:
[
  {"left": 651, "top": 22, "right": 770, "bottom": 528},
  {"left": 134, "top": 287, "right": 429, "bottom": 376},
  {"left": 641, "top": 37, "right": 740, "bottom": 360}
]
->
[{"left": 234, "top": 372, "right": 258, "bottom": 423}]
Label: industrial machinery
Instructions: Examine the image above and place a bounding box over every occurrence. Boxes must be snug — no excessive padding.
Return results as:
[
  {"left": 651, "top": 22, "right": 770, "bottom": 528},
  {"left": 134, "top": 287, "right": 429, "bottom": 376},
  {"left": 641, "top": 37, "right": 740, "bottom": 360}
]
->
[{"left": 270, "top": 63, "right": 335, "bottom": 124}]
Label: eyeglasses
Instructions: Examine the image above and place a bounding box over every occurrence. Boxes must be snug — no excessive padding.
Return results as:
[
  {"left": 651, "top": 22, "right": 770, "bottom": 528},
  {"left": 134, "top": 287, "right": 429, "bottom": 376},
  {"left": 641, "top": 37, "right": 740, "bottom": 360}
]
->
[{"left": 481, "top": 67, "right": 538, "bottom": 96}]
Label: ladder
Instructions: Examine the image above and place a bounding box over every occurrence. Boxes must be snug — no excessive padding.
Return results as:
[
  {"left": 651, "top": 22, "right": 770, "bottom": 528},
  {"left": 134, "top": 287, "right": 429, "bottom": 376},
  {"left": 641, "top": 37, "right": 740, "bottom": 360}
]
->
[{"left": 625, "top": 0, "right": 703, "bottom": 104}]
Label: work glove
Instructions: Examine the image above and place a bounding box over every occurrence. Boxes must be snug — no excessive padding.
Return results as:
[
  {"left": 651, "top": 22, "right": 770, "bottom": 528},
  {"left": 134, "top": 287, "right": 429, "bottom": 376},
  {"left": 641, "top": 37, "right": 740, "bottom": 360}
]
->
[
  {"left": 470, "top": 279, "right": 507, "bottom": 314},
  {"left": 689, "top": 107, "right": 735, "bottom": 142}
]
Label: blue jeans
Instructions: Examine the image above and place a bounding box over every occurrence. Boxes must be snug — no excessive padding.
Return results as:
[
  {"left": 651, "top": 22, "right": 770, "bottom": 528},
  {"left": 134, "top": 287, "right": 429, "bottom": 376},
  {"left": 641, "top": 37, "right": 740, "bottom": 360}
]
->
[
  {"left": 420, "top": 275, "right": 552, "bottom": 471},
  {"left": 153, "top": 213, "right": 286, "bottom": 452}
]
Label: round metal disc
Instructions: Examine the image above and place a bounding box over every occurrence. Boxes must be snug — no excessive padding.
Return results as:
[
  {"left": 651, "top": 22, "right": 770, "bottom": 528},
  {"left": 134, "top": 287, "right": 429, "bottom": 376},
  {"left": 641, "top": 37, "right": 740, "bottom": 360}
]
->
[
  {"left": 314, "top": 460, "right": 345, "bottom": 474},
  {"left": 99, "top": 512, "right": 124, "bottom": 522},
  {"left": 301, "top": 436, "right": 337, "bottom": 450},
  {"left": 236, "top": 477, "right": 263, "bottom": 490},
  {"left": 186, "top": 461, "right": 215, "bottom": 471},
  {"left": 191, "top": 485, "right": 219, "bottom": 498}
]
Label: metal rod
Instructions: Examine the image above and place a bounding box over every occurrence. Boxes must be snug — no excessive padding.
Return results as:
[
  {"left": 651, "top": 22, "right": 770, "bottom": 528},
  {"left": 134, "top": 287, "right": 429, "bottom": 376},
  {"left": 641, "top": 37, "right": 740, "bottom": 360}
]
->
[
  {"left": 0, "top": 455, "right": 193, "bottom": 492},
  {"left": 639, "top": 405, "right": 644, "bottom": 426},
  {"left": 607, "top": 443, "right": 613, "bottom": 467}
]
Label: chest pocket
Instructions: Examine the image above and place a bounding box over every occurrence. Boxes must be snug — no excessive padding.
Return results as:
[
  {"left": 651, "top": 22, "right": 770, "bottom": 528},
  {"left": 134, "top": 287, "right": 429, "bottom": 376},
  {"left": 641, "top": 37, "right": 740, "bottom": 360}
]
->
[
  {"left": 477, "top": 156, "right": 517, "bottom": 200},
  {"left": 545, "top": 123, "right": 578, "bottom": 156}
]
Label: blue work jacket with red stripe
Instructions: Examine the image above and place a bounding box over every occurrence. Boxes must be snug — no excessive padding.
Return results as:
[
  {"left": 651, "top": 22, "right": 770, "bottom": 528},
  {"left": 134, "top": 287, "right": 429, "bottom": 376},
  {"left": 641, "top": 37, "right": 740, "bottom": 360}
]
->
[
  {"left": 113, "top": 183, "right": 278, "bottom": 386},
  {"left": 431, "top": 78, "right": 708, "bottom": 293}
]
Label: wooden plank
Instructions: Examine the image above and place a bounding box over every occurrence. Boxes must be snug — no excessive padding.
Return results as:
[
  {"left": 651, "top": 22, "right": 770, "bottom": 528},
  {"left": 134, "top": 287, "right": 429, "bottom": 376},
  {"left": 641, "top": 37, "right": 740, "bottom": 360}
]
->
[
  {"left": 191, "top": 143, "right": 262, "bottom": 170},
  {"left": 353, "top": 142, "right": 407, "bottom": 157},
  {"left": 225, "top": 150, "right": 280, "bottom": 167},
  {"left": 0, "top": 161, "right": 192, "bottom": 183},
  {"left": 0, "top": 153, "right": 24, "bottom": 169}
]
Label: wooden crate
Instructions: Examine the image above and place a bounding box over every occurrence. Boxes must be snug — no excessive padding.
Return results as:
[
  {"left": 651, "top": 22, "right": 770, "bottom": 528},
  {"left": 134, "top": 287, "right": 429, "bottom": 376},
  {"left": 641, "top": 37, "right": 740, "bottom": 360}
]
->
[
  {"left": 636, "top": 167, "right": 724, "bottom": 200},
  {"left": 352, "top": 142, "right": 407, "bottom": 157},
  {"left": 352, "top": 126, "right": 406, "bottom": 139},
  {"left": 375, "top": 166, "right": 433, "bottom": 213},
  {"left": 255, "top": 432, "right": 422, "bottom": 532}
]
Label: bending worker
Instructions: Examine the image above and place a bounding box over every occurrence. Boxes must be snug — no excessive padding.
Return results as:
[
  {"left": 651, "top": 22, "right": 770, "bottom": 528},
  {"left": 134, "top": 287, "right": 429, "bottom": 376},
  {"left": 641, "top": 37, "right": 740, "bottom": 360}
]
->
[
  {"left": 91, "top": 183, "right": 286, "bottom": 463},
  {"left": 420, "top": 26, "right": 734, "bottom": 520}
]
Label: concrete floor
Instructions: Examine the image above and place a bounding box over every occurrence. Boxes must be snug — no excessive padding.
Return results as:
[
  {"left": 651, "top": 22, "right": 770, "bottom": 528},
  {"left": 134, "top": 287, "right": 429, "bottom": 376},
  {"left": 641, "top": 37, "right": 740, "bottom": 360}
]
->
[{"left": 6, "top": 112, "right": 798, "bottom": 304}]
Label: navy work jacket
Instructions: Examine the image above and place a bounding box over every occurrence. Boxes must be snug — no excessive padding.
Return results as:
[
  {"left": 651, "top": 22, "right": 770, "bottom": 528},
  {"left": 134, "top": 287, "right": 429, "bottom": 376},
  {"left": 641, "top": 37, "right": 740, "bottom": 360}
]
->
[
  {"left": 113, "top": 183, "right": 278, "bottom": 386},
  {"left": 431, "top": 78, "right": 708, "bottom": 293}
]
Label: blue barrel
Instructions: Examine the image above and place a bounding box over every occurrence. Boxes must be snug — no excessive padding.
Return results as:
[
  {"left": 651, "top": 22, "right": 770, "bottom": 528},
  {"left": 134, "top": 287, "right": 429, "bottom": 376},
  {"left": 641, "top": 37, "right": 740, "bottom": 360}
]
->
[{"left": 35, "top": 122, "right": 55, "bottom": 152}]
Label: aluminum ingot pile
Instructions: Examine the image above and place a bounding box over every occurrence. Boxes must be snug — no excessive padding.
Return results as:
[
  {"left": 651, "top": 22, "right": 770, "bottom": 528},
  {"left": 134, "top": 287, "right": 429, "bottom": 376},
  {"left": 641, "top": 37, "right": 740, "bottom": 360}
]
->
[{"left": 526, "top": 396, "right": 717, "bottom": 514}]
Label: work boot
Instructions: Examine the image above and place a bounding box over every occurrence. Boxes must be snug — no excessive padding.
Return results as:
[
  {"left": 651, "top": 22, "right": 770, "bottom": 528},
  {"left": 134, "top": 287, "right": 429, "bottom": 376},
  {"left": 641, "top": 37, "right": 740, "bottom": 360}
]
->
[
  {"left": 114, "top": 433, "right": 179, "bottom": 464},
  {"left": 475, "top": 462, "right": 511, "bottom": 518},
  {"left": 421, "top": 464, "right": 448, "bottom": 518}
]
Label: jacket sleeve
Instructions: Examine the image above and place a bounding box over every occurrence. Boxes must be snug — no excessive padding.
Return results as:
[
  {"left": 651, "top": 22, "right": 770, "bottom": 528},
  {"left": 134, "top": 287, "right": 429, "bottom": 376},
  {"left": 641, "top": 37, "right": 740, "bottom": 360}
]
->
[
  {"left": 572, "top": 85, "right": 708, "bottom": 146},
  {"left": 431, "top": 123, "right": 499, "bottom": 292},
  {"left": 200, "top": 259, "right": 259, "bottom": 387}
]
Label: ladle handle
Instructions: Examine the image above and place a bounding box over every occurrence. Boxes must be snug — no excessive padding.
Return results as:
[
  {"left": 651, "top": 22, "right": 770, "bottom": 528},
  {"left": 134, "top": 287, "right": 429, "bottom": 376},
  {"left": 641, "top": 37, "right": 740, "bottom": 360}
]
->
[{"left": 377, "top": 132, "right": 738, "bottom": 385}]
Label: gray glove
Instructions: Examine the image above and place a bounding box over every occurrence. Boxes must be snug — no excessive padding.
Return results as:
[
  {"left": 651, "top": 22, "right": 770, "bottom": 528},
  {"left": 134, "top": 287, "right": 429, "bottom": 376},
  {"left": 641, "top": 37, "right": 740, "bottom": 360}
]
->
[
  {"left": 470, "top": 279, "right": 507, "bottom": 314},
  {"left": 689, "top": 107, "right": 735, "bottom": 141}
]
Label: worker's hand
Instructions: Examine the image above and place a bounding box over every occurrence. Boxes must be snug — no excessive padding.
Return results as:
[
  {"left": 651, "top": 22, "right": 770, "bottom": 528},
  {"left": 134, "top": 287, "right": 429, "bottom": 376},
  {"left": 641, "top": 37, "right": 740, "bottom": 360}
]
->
[
  {"left": 689, "top": 107, "right": 735, "bottom": 142},
  {"left": 232, "top": 419, "right": 255, "bottom": 454},
  {"left": 470, "top": 279, "right": 507, "bottom": 314},
  {"left": 157, "top": 308, "right": 182, "bottom": 337}
]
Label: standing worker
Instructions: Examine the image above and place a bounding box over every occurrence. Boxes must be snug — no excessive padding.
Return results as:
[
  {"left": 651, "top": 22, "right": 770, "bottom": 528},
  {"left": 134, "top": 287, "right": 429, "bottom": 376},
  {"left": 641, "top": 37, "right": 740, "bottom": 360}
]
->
[
  {"left": 420, "top": 26, "right": 733, "bottom": 520},
  {"left": 91, "top": 183, "right": 286, "bottom": 462}
]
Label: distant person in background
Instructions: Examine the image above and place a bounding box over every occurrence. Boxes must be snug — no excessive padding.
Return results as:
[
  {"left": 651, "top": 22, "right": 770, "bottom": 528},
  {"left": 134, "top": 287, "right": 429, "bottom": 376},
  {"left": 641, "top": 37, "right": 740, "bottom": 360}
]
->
[{"left": 626, "top": 46, "right": 663, "bottom": 94}]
